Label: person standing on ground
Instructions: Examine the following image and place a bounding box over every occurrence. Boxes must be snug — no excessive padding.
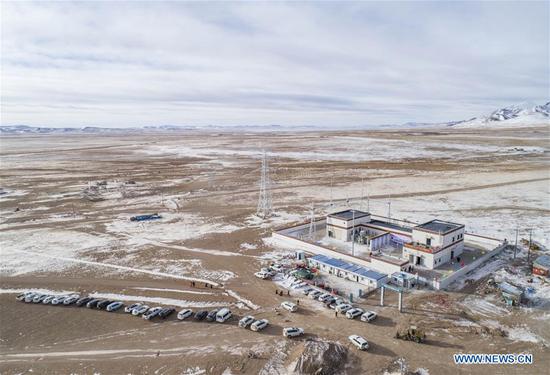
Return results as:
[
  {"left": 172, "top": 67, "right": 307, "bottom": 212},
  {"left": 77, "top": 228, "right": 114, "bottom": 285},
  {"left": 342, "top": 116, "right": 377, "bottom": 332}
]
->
[{"left": 335, "top": 311, "right": 338, "bottom": 317}]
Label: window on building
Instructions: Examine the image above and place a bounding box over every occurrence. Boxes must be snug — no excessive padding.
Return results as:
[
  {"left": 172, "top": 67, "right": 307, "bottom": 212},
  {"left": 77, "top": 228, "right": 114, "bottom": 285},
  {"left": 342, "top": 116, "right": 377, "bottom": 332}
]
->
[{"left": 426, "top": 238, "right": 432, "bottom": 246}]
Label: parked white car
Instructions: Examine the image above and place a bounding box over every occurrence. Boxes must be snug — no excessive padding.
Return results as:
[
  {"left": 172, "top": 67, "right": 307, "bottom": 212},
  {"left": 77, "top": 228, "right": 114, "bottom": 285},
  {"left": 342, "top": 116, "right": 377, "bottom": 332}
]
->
[
  {"left": 349, "top": 335, "right": 369, "bottom": 350},
  {"left": 63, "top": 295, "right": 80, "bottom": 305},
  {"left": 132, "top": 305, "right": 150, "bottom": 316},
  {"left": 280, "top": 301, "right": 298, "bottom": 313},
  {"left": 42, "top": 295, "right": 56, "bottom": 304},
  {"left": 254, "top": 271, "right": 270, "bottom": 280},
  {"left": 239, "top": 315, "right": 255, "bottom": 328},
  {"left": 361, "top": 311, "right": 378, "bottom": 322},
  {"left": 143, "top": 307, "right": 162, "bottom": 320},
  {"left": 283, "top": 327, "right": 304, "bottom": 338},
  {"left": 24, "top": 293, "right": 37, "bottom": 303},
  {"left": 177, "top": 309, "right": 193, "bottom": 320},
  {"left": 346, "top": 308, "right": 364, "bottom": 319},
  {"left": 52, "top": 295, "right": 69, "bottom": 305},
  {"left": 32, "top": 294, "right": 46, "bottom": 303},
  {"left": 318, "top": 293, "right": 332, "bottom": 302},
  {"left": 251, "top": 319, "right": 269, "bottom": 332},
  {"left": 302, "top": 287, "right": 314, "bottom": 295},
  {"left": 270, "top": 264, "right": 284, "bottom": 272},
  {"left": 125, "top": 303, "right": 142, "bottom": 313},
  {"left": 335, "top": 303, "right": 353, "bottom": 313},
  {"left": 216, "top": 308, "right": 232, "bottom": 323},
  {"left": 106, "top": 301, "right": 124, "bottom": 312}
]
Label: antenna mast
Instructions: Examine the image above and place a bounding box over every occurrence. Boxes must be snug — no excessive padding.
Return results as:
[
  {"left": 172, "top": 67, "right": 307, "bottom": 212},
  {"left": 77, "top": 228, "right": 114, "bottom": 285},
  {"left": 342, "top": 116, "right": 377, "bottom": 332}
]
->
[{"left": 256, "top": 150, "right": 273, "bottom": 219}]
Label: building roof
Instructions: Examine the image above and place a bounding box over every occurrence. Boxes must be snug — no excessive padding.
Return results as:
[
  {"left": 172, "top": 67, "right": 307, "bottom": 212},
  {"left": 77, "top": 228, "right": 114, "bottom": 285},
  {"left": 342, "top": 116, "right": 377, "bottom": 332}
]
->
[
  {"left": 365, "top": 219, "right": 413, "bottom": 233},
  {"left": 534, "top": 255, "right": 550, "bottom": 270},
  {"left": 499, "top": 281, "right": 523, "bottom": 297},
  {"left": 328, "top": 209, "right": 370, "bottom": 221},
  {"left": 415, "top": 219, "right": 464, "bottom": 234},
  {"left": 309, "top": 254, "right": 386, "bottom": 280}
]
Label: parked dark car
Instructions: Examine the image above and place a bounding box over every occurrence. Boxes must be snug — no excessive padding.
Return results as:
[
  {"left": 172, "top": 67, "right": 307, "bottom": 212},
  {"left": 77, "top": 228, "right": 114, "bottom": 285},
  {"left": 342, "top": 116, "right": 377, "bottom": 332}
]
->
[
  {"left": 86, "top": 299, "right": 101, "bottom": 308},
  {"left": 194, "top": 310, "right": 208, "bottom": 321},
  {"left": 206, "top": 309, "right": 219, "bottom": 322},
  {"left": 97, "top": 300, "right": 114, "bottom": 309},
  {"left": 76, "top": 297, "right": 93, "bottom": 307},
  {"left": 158, "top": 307, "right": 175, "bottom": 319}
]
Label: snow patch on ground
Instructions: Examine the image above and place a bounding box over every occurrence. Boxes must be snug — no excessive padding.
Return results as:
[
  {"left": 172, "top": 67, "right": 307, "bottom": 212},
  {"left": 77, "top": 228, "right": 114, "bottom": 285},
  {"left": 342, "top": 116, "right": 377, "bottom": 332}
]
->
[
  {"left": 106, "top": 212, "right": 241, "bottom": 246},
  {"left": 88, "top": 292, "right": 228, "bottom": 308},
  {"left": 226, "top": 290, "right": 260, "bottom": 310},
  {"left": 0, "top": 229, "right": 111, "bottom": 276},
  {"left": 131, "top": 287, "right": 216, "bottom": 295}
]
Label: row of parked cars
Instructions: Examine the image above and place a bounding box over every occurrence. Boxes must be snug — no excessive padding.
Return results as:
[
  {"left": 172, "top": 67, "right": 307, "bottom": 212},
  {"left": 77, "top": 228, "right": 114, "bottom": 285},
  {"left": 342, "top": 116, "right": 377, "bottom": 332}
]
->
[
  {"left": 302, "top": 287, "right": 378, "bottom": 323},
  {"left": 238, "top": 315, "right": 304, "bottom": 338},
  {"left": 16, "top": 291, "right": 234, "bottom": 324}
]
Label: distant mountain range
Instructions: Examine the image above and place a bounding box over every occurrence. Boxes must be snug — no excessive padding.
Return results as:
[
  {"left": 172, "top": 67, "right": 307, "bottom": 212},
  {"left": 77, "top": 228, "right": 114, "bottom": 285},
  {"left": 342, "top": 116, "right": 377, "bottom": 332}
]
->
[{"left": 1, "top": 102, "right": 548, "bottom": 134}]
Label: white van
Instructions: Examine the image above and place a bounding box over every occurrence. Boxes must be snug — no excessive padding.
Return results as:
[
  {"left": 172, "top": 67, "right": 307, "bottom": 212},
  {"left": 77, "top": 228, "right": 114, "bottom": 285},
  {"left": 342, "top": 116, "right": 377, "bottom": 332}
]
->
[{"left": 216, "top": 308, "right": 232, "bottom": 323}]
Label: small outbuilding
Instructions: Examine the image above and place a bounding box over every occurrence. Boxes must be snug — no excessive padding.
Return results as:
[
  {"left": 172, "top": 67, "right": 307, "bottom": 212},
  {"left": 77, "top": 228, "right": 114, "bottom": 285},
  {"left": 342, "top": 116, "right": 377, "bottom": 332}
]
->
[
  {"left": 498, "top": 281, "right": 524, "bottom": 306},
  {"left": 533, "top": 255, "right": 550, "bottom": 278}
]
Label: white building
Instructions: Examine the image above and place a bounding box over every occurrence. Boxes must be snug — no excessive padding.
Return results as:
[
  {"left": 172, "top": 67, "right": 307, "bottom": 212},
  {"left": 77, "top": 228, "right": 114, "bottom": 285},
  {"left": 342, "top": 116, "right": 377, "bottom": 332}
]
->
[
  {"left": 326, "top": 210, "right": 371, "bottom": 241},
  {"left": 402, "top": 219, "right": 465, "bottom": 269}
]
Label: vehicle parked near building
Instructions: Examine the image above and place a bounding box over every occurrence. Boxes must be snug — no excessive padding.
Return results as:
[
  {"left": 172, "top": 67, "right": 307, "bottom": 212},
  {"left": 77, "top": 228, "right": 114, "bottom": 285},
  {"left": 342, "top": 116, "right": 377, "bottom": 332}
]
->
[
  {"left": 349, "top": 335, "right": 369, "bottom": 350},
  {"left": 280, "top": 301, "right": 298, "bottom": 312},
  {"left": 254, "top": 271, "right": 270, "bottom": 279},
  {"left": 309, "top": 291, "right": 322, "bottom": 299},
  {"left": 239, "top": 315, "right": 255, "bottom": 328},
  {"left": 283, "top": 327, "right": 304, "bottom": 338},
  {"left": 302, "top": 287, "right": 314, "bottom": 295},
  {"left": 335, "top": 303, "right": 353, "bottom": 313},
  {"left": 177, "top": 309, "right": 193, "bottom": 320},
  {"left": 250, "top": 319, "right": 269, "bottom": 332},
  {"left": 346, "top": 308, "right": 364, "bottom": 319},
  {"left": 361, "top": 311, "right": 378, "bottom": 322}
]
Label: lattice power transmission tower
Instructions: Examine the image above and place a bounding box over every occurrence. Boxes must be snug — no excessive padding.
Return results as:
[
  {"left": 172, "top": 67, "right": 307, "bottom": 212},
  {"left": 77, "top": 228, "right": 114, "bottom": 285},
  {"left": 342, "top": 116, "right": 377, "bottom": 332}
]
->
[{"left": 256, "top": 150, "right": 273, "bottom": 219}]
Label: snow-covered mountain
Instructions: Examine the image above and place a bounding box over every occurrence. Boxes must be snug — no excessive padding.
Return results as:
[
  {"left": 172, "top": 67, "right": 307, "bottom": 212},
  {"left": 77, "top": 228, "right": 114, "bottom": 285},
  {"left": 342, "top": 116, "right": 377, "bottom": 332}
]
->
[{"left": 450, "top": 102, "right": 549, "bottom": 128}]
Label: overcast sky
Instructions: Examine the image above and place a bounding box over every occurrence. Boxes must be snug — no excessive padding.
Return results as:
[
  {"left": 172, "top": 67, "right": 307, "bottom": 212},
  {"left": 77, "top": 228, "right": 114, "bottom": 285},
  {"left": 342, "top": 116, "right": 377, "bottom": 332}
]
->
[{"left": 1, "top": 1, "right": 548, "bottom": 127}]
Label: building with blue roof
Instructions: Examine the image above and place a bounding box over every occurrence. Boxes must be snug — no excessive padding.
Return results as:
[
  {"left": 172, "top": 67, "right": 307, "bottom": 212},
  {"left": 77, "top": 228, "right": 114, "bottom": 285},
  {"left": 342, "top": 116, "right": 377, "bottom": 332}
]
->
[{"left": 308, "top": 254, "right": 388, "bottom": 288}]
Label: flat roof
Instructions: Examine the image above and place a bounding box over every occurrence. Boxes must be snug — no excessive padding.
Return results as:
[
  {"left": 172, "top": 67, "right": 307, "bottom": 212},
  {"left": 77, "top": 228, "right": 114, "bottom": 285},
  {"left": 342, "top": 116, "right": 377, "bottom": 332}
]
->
[
  {"left": 328, "top": 209, "right": 370, "bottom": 221},
  {"left": 365, "top": 219, "right": 413, "bottom": 233},
  {"left": 534, "top": 255, "right": 550, "bottom": 269},
  {"left": 415, "top": 219, "right": 464, "bottom": 234},
  {"left": 309, "top": 254, "right": 387, "bottom": 280}
]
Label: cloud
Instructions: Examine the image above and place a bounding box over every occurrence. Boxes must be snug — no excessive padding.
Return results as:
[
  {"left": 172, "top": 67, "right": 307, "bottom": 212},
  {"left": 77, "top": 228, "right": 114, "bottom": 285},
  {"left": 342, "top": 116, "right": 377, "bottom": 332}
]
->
[{"left": 1, "top": 1, "right": 548, "bottom": 127}]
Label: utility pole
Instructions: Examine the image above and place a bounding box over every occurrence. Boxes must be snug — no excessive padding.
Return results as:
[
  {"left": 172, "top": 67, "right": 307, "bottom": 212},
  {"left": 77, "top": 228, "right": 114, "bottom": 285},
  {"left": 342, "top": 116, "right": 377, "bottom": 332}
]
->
[
  {"left": 309, "top": 203, "right": 315, "bottom": 240},
  {"left": 387, "top": 194, "right": 392, "bottom": 221},
  {"left": 514, "top": 226, "right": 518, "bottom": 259},
  {"left": 351, "top": 209, "right": 355, "bottom": 256},
  {"left": 360, "top": 178, "right": 365, "bottom": 211},
  {"left": 528, "top": 229, "right": 532, "bottom": 263},
  {"left": 329, "top": 175, "right": 334, "bottom": 209},
  {"left": 256, "top": 150, "right": 273, "bottom": 219}
]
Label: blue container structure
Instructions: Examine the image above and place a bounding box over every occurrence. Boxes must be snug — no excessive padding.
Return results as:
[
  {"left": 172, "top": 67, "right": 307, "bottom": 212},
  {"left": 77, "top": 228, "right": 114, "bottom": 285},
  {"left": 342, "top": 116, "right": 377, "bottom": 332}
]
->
[{"left": 130, "top": 213, "right": 162, "bottom": 222}]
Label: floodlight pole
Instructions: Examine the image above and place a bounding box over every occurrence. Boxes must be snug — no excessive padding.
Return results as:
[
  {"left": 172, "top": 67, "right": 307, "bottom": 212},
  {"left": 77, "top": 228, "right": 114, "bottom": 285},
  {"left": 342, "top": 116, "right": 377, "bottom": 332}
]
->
[
  {"left": 351, "top": 209, "right": 355, "bottom": 257},
  {"left": 528, "top": 229, "right": 532, "bottom": 263},
  {"left": 514, "top": 227, "right": 518, "bottom": 259}
]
